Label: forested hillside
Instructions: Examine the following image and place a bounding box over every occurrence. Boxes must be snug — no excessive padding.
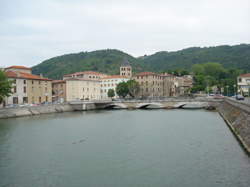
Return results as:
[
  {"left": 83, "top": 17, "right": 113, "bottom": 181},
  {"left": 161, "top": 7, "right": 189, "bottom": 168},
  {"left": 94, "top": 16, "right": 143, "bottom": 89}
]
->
[
  {"left": 32, "top": 49, "right": 144, "bottom": 80},
  {"left": 142, "top": 44, "right": 250, "bottom": 72},
  {"left": 32, "top": 44, "right": 250, "bottom": 79}
]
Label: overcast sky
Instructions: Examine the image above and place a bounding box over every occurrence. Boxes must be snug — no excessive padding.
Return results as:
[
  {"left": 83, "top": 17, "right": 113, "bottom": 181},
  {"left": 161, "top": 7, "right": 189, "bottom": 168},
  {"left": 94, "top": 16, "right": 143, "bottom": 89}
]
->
[{"left": 0, "top": 0, "right": 249, "bottom": 67}]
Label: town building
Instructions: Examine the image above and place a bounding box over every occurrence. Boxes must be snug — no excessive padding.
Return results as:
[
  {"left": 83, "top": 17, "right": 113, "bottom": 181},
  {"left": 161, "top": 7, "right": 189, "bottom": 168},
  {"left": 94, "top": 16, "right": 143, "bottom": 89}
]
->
[
  {"left": 65, "top": 78, "right": 101, "bottom": 101},
  {"left": 120, "top": 58, "right": 132, "bottom": 78},
  {"left": 174, "top": 75, "right": 193, "bottom": 96},
  {"left": 63, "top": 71, "right": 107, "bottom": 80},
  {"left": 161, "top": 73, "right": 176, "bottom": 96},
  {"left": 4, "top": 66, "right": 52, "bottom": 105},
  {"left": 133, "top": 72, "right": 164, "bottom": 98},
  {"left": 101, "top": 75, "right": 129, "bottom": 99},
  {"left": 52, "top": 80, "right": 66, "bottom": 103},
  {"left": 237, "top": 73, "right": 250, "bottom": 96}
]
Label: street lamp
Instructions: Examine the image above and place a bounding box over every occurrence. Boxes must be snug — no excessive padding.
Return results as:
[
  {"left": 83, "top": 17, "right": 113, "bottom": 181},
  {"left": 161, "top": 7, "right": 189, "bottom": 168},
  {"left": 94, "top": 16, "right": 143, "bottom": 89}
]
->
[
  {"left": 226, "top": 85, "right": 229, "bottom": 97},
  {"left": 233, "top": 84, "right": 236, "bottom": 96}
]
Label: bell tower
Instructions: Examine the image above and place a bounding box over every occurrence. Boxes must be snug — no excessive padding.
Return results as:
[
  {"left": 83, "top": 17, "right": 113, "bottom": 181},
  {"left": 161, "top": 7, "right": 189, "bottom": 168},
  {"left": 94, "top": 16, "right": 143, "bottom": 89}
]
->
[{"left": 120, "top": 57, "right": 132, "bottom": 78}]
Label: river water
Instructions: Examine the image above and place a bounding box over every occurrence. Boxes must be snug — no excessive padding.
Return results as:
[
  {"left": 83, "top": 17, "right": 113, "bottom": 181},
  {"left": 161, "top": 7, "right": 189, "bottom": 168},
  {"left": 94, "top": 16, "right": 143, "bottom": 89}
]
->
[{"left": 0, "top": 110, "right": 250, "bottom": 187}]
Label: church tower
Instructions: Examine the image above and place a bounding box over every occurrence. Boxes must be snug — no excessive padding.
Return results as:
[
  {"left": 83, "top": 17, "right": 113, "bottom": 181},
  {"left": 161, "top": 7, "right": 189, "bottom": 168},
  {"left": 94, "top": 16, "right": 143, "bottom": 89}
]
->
[{"left": 120, "top": 57, "right": 132, "bottom": 78}]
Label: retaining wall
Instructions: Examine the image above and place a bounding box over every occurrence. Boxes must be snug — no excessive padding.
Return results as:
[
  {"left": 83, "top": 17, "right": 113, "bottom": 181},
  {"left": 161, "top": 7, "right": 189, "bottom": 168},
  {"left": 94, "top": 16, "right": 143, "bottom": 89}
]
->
[
  {"left": 0, "top": 104, "right": 74, "bottom": 119},
  {"left": 218, "top": 99, "right": 250, "bottom": 154}
]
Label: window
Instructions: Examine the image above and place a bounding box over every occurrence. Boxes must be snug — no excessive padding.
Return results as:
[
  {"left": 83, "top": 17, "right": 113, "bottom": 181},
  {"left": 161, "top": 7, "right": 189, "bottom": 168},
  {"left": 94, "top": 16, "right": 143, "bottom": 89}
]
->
[
  {"left": 39, "top": 97, "right": 42, "bottom": 103},
  {"left": 23, "top": 86, "right": 26, "bottom": 93},
  {"left": 13, "top": 97, "right": 18, "bottom": 104},
  {"left": 24, "top": 80, "right": 26, "bottom": 84},
  {"left": 32, "top": 80, "right": 34, "bottom": 84},
  {"left": 23, "top": 97, "right": 28, "bottom": 103},
  {"left": 14, "top": 86, "right": 17, "bottom": 93},
  {"left": 13, "top": 79, "right": 16, "bottom": 84},
  {"left": 46, "top": 96, "right": 48, "bottom": 102}
]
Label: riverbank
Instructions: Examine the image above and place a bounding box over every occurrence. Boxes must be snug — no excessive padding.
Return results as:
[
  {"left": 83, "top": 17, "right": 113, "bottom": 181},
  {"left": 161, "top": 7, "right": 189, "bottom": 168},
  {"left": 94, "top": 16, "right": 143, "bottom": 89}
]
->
[
  {"left": 218, "top": 98, "right": 250, "bottom": 155},
  {"left": 0, "top": 104, "right": 74, "bottom": 119}
]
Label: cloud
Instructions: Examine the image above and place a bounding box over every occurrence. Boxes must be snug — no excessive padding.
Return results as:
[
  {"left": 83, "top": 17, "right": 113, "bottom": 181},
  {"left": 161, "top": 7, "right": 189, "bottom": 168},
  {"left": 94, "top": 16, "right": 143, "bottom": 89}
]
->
[{"left": 0, "top": 0, "right": 249, "bottom": 67}]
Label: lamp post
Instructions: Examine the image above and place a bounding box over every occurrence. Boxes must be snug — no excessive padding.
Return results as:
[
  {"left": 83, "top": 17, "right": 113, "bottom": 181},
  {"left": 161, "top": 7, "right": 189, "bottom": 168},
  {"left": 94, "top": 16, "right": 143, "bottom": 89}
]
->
[
  {"left": 233, "top": 84, "right": 236, "bottom": 96},
  {"left": 226, "top": 85, "right": 229, "bottom": 97}
]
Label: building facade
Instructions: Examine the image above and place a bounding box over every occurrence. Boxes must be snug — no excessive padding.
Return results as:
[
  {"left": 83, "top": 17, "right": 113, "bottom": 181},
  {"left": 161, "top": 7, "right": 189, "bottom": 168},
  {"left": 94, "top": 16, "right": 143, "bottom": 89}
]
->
[
  {"left": 133, "top": 72, "right": 164, "bottom": 98},
  {"left": 65, "top": 78, "right": 101, "bottom": 101},
  {"left": 52, "top": 80, "right": 66, "bottom": 103},
  {"left": 4, "top": 66, "right": 52, "bottom": 105},
  {"left": 63, "top": 71, "right": 107, "bottom": 80},
  {"left": 101, "top": 75, "right": 129, "bottom": 99},
  {"left": 120, "top": 58, "right": 132, "bottom": 78},
  {"left": 237, "top": 73, "right": 250, "bottom": 96}
]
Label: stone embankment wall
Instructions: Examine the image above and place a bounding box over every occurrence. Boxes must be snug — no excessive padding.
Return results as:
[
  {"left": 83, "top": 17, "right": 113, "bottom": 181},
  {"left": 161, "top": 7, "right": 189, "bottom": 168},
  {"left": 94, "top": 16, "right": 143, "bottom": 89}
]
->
[
  {"left": 218, "top": 99, "right": 250, "bottom": 154},
  {"left": 0, "top": 104, "right": 74, "bottom": 119}
]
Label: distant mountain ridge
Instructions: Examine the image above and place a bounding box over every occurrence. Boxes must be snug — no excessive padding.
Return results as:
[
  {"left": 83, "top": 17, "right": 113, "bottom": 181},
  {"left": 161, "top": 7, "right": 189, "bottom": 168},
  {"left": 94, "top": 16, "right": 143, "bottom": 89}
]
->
[{"left": 32, "top": 44, "right": 250, "bottom": 79}]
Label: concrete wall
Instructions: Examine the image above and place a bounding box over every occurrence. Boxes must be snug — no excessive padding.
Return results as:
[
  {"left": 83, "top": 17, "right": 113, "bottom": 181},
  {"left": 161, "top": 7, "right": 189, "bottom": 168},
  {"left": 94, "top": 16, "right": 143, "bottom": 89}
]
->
[
  {"left": 0, "top": 104, "right": 74, "bottom": 119},
  {"left": 218, "top": 99, "right": 250, "bottom": 154}
]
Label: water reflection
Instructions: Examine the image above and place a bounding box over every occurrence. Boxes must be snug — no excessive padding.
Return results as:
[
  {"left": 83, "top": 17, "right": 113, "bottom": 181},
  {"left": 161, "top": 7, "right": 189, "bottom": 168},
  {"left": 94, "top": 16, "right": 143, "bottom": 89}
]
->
[{"left": 0, "top": 110, "right": 250, "bottom": 187}]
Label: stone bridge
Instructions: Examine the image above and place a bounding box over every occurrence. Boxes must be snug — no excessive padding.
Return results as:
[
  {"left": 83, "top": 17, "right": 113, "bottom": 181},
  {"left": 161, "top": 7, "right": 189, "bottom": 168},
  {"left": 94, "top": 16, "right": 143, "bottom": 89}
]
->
[{"left": 69, "top": 98, "right": 222, "bottom": 111}]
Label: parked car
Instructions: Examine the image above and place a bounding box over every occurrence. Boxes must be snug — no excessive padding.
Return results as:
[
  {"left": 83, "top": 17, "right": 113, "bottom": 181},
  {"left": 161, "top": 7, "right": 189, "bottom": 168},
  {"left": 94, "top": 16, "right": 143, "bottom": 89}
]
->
[{"left": 236, "top": 95, "right": 244, "bottom": 100}]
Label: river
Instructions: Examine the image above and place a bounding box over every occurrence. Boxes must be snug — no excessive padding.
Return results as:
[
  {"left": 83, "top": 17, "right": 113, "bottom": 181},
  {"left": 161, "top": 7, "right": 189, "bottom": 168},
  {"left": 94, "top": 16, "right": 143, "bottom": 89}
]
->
[{"left": 0, "top": 110, "right": 250, "bottom": 187}]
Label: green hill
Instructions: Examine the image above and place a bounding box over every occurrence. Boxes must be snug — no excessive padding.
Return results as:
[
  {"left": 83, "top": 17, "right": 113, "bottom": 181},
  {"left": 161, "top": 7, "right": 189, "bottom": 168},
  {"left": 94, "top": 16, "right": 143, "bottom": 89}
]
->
[
  {"left": 32, "top": 44, "right": 250, "bottom": 79},
  {"left": 32, "top": 49, "right": 144, "bottom": 80},
  {"left": 142, "top": 44, "right": 250, "bottom": 72}
]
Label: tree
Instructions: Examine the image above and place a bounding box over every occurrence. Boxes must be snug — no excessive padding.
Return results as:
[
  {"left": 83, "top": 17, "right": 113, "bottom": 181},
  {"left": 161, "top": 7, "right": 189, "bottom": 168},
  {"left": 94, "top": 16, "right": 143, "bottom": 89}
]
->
[
  {"left": 127, "top": 80, "right": 140, "bottom": 98},
  {"left": 0, "top": 70, "right": 12, "bottom": 104},
  {"left": 107, "top": 89, "right": 115, "bottom": 98},
  {"left": 116, "top": 82, "right": 129, "bottom": 98}
]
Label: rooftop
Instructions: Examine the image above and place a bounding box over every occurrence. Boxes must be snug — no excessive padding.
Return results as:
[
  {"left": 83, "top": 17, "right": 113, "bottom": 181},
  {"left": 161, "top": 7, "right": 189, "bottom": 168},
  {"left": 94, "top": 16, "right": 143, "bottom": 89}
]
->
[
  {"left": 52, "top": 80, "right": 66, "bottom": 83},
  {"left": 239, "top": 73, "right": 250, "bottom": 77},
  {"left": 64, "top": 71, "right": 105, "bottom": 77},
  {"left": 102, "top": 75, "right": 128, "bottom": 79},
  {"left": 5, "top": 71, "right": 51, "bottom": 81},
  {"left": 135, "top": 72, "right": 158, "bottom": 76},
  {"left": 121, "top": 57, "right": 131, "bottom": 67},
  {"left": 5, "top": 65, "right": 31, "bottom": 70}
]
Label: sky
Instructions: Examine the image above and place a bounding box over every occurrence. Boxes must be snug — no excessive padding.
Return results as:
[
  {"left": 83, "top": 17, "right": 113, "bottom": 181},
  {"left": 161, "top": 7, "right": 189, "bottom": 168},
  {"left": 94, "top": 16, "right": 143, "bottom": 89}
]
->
[{"left": 0, "top": 0, "right": 249, "bottom": 67}]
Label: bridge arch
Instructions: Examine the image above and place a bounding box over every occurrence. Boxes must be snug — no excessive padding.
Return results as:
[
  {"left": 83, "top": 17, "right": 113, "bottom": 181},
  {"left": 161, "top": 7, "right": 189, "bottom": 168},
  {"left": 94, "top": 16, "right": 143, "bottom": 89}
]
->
[
  {"left": 136, "top": 103, "right": 164, "bottom": 109},
  {"left": 103, "top": 103, "right": 128, "bottom": 109}
]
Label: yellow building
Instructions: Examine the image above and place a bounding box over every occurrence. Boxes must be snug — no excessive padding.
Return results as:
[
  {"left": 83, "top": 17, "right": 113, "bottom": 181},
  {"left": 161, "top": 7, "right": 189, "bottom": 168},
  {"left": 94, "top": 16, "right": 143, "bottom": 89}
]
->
[
  {"left": 4, "top": 66, "right": 52, "bottom": 105},
  {"left": 65, "top": 78, "right": 101, "bottom": 101},
  {"left": 52, "top": 80, "right": 66, "bottom": 103}
]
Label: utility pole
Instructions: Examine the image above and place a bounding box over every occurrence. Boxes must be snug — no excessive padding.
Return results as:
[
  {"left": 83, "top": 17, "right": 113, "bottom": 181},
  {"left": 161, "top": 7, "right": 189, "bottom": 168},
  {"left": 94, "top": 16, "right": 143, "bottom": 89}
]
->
[
  {"left": 233, "top": 84, "right": 236, "bottom": 96},
  {"left": 226, "top": 85, "right": 229, "bottom": 97}
]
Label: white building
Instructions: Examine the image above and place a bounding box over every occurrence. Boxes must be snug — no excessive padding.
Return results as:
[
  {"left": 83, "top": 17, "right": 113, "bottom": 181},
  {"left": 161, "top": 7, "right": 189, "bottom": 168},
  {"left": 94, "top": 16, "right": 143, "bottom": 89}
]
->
[
  {"left": 237, "top": 73, "right": 250, "bottom": 96},
  {"left": 65, "top": 78, "right": 101, "bottom": 101},
  {"left": 101, "top": 75, "right": 129, "bottom": 99},
  {"left": 63, "top": 71, "right": 107, "bottom": 80}
]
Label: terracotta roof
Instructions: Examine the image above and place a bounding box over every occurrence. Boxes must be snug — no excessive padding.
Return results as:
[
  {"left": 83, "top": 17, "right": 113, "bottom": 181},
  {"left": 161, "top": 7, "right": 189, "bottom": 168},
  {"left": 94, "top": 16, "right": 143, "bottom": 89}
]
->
[
  {"left": 102, "top": 75, "right": 128, "bottom": 79},
  {"left": 5, "top": 66, "right": 31, "bottom": 70},
  {"left": 52, "top": 80, "right": 66, "bottom": 83},
  {"left": 160, "top": 73, "right": 174, "bottom": 77},
  {"left": 65, "top": 78, "right": 101, "bottom": 82},
  {"left": 64, "top": 71, "right": 106, "bottom": 77},
  {"left": 135, "top": 72, "right": 158, "bottom": 76},
  {"left": 5, "top": 71, "right": 51, "bottom": 81},
  {"left": 239, "top": 73, "right": 250, "bottom": 77}
]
